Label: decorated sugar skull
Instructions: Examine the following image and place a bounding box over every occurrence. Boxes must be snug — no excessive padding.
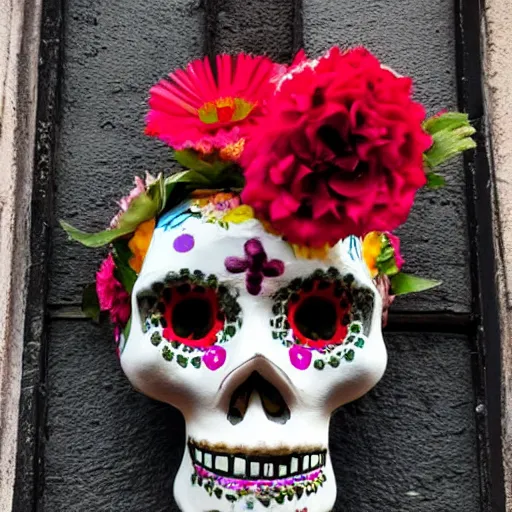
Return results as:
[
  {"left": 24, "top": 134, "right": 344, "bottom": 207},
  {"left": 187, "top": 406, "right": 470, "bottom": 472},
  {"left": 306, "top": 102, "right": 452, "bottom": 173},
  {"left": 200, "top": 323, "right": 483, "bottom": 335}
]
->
[
  {"left": 120, "top": 193, "right": 386, "bottom": 511},
  {"left": 61, "top": 46, "right": 475, "bottom": 512}
]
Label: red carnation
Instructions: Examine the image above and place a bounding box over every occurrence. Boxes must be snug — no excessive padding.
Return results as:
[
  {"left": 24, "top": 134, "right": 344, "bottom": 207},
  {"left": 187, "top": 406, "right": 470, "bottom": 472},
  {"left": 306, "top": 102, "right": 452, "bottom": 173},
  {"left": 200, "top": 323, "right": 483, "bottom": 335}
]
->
[{"left": 241, "top": 47, "right": 433, "bottom": 247}]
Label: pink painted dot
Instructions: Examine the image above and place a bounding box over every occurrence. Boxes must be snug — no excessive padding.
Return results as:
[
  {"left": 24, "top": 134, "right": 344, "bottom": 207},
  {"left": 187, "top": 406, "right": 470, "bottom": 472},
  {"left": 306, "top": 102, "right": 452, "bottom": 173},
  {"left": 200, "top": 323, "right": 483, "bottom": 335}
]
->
[
  {"left": 203, "top": 346, "right": 226, "bottom": 371},
  {"left": 289, "top": 344, "right": 312, "bottom": 370},
  {"left": 173, "top": 233, "right": 194, "bottom": 253}
]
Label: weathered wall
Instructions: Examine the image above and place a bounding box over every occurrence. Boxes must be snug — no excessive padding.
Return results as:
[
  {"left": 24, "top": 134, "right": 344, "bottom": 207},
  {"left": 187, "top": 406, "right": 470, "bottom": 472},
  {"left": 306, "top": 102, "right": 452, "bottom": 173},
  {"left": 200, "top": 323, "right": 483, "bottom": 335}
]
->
[
  {"left": 45, "top": 326, "right": 479, "bottom": 511},
  {"left": 37, "top": 0, "right": 483, "bottom": 511},
  {"left": 0, "top": 1, "right": 42, "bottom": 510},
  {"left": 483, "top": 0, "right": 512, "bottom": 506},
  {"left": 50, "top": 0, "right": 470, "bottom": 314}
]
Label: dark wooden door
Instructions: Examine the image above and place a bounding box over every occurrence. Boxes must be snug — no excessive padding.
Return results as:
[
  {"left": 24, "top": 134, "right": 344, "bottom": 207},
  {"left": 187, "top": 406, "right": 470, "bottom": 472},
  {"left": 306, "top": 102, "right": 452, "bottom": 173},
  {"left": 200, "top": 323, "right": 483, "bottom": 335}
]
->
[{"left": 14, "top": 0, "right": 505, "bottom": 511}]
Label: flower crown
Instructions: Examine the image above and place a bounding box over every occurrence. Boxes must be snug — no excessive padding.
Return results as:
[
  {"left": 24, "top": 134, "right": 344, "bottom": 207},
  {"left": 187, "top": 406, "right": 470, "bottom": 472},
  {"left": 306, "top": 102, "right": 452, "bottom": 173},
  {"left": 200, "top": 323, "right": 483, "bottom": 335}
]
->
[{"left": 61, "top": 46, "right": 476, "bottom": 341}]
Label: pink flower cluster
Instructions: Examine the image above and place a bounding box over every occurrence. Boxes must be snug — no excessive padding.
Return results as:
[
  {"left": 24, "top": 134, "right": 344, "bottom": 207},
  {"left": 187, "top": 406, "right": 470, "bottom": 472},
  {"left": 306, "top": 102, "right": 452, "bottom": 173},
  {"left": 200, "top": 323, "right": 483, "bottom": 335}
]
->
[
  {"left": 386, "top": 232, "right": 404, "bottom": 269},
  {"left": 110, "top": 172, "right": 155, "bottom": 228},
  {"left": 96, "top": 254, "right": 131, "bottom": 329}
]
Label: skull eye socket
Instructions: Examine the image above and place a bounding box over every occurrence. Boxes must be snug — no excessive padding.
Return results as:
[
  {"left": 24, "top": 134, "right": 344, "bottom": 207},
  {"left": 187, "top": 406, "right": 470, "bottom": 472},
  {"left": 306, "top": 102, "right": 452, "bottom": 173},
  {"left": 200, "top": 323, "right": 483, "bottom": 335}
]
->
[
  {"left": 286, "top": 281, "right": 351, "bottom": 349},
  {"left": 172, "top": 297, "right": 215, "bottom": 340},
  {"left": 293, "top": 296, "right": 337, "bottom": 341},
  {"left": 138, "top": 270, "right": 242, "bottom": 350},
  {"left": 163, "top": 286, "right": 223, "bottom": 348},
  {"left": 269, "top": 269, "right": 370, "bottom": 350}
]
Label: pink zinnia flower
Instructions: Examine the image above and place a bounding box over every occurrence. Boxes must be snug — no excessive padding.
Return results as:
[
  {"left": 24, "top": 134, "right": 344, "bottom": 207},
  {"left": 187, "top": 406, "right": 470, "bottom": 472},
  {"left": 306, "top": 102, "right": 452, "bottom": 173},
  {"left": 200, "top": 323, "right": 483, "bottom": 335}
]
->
[
  {"left": 241, "top": 47, "right": 432, "bottom": 247},
  {"left": 110, "top": 172, "right": 155, "bottom": 228},
  {"left": 145, "top": 53, "right": 279, "bottom": 157},
  {"left": 118, "top": 176, "right": 146, "bottom": 212},
  {"left": 96, "top": 254, "right": 131, "bottom": 326}
]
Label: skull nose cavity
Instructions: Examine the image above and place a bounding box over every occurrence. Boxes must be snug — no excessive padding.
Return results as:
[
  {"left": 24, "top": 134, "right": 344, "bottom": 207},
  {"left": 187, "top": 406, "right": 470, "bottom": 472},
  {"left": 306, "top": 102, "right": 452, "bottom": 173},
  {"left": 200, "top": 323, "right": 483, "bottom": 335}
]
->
[{"left": 228, "top": 372, "right": 291, "bottom": 426}]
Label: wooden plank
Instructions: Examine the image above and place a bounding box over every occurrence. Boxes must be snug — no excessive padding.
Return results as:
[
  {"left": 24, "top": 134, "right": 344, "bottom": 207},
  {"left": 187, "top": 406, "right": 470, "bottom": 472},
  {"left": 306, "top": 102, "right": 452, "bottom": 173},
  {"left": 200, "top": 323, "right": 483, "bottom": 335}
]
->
[
  {"left": 215, "top": 0, "right": 294, "bottom": 61},
  {"left": 454, "top": 0, "right": 506, "bottom": 509},
  {"left": 0, "top": 0, "right": 42, "bottom": 510},
  {"left": 48, "top": 0, "right": 205, "bottom": 308}
]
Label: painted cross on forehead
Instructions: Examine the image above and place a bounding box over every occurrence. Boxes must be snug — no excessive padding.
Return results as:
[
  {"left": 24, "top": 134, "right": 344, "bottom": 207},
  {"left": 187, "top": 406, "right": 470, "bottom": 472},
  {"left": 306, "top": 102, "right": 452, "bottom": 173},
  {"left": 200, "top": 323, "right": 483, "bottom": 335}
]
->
[{"left": 224, "top": 238, "right": 285, "bottom": 295}]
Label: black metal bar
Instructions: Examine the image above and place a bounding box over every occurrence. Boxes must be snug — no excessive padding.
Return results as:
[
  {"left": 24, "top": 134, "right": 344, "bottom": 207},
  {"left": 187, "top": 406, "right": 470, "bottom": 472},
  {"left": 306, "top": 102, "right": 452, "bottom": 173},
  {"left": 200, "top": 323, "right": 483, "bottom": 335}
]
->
[
  {"left": 385, "top": 311, "right": 475, "bottom": 334},
  {"left": 292, "top": 0, "right": 304, "bottom": 55},
  {"left": 202, "top": 0, "right": 218, "bottom": 64},
  {"left": 455, "top": 0, "right": 506, "bottom": 510},
  {"left": 12, "top": 0, "right": 64, "bottom": 510},
  {"left": 47, "top": 302, "right": 475, "bottom": 334}
]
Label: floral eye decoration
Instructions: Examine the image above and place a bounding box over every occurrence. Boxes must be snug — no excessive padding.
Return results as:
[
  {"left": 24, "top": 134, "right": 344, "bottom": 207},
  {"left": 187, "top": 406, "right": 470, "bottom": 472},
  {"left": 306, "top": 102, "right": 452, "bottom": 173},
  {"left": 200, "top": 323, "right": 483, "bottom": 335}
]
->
[
  {"left": 136, "top": 269, "right": 242, "bottom": 370},
  {"left": 270, "top": 268, "right": 373, "bottom": 370},
  {"left": 60, "top": 46, "right": 477, "bottom": 348}
]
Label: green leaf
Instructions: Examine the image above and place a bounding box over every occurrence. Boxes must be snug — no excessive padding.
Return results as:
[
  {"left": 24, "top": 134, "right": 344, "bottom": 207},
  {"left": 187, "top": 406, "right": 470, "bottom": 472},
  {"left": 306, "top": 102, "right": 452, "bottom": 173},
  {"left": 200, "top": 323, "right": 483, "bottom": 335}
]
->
[
  {"left": 122, "top": 316, "right": 132, "bottom": 340},
  {"left": 423, "top": 112, "right": 476, "bottom": 169},
  {"left": 60, "top": 175, "right": 164, "bottom": 248},
  {"left": 60, "top": 167, "right": 244, "bottom": 249},
  {"left": 112, "top": 240, "right": 138, "bottom": 293},
  {"left": 378, "top": 257, "right": 400, "bottom": 277},
  {"left": 375, "top": 234, "right": 400, "bottom": 277},
  {"left": 173, "top": 151, "right": 245, "bottom": 186},
  {"left": 163, "top": 170, "right": 210, "bottom": 201},
  {"left": 423, "top": 112, "right": 465, "bottom": 134},
  {"left": 161, "top": 169, "right": 238, "bottom": 213},
  {"left": 82, "top": 283, "right": 101, "bottom": 322},
  {"left": 390, "top": 272, "right": 442, "bottom": 296},
  {"left": 174, "top": 149, "right": 233, "bottom": 176},
  {"left": 376, "top": 245, "right": 394, "bottom": 264},
  {"left": 426, "top": 172, "right": 446, "bottom": 189},
  {"left": 59, "top": 221, "right": 123, "bottom": 248}
]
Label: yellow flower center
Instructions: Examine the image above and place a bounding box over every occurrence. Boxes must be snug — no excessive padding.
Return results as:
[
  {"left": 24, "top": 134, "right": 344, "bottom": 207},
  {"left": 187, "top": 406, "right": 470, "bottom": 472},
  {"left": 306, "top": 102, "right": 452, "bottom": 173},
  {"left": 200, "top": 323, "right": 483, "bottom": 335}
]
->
[
  {"left": 198, "top": 97, "right": 256, "bottom": 124},
  {"left": 292, "top": 244, "right": 331, "bottom": 260},
  {"left": 223, "top": 205, "right": 255, "bottom": 224},
  {"left": 219, "top": 138, "right": 245, "bottom": 161}
]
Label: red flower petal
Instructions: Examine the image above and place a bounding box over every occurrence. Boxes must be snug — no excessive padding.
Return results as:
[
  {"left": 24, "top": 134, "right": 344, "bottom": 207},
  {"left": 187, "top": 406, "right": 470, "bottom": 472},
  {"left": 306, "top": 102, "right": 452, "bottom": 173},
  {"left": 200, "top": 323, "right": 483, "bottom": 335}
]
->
[
  {"left": 241, "top": 46, "right": 430, "bottom": 246},
  {"left": 269, "top": 193, "right": 300, "bottom": 220}
]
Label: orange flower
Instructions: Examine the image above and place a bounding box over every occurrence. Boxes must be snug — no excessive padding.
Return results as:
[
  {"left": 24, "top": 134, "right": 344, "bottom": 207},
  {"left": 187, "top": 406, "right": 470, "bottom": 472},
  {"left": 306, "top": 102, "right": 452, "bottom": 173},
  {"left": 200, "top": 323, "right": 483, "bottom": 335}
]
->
[
  {"left": 211, "top": 192, "right": 237, "bottom": 204},
  {"left": 292, "top": 244, "right": 330, "bottom": 260},
  {"left": 190, "top": 189, "right": 223, "bottom": 198},
  {"left": 362, "top": 231, "right": 383, "bottom": 278},
  {"left": 128, "top": 218, "right": 156, "bottom": 273}
]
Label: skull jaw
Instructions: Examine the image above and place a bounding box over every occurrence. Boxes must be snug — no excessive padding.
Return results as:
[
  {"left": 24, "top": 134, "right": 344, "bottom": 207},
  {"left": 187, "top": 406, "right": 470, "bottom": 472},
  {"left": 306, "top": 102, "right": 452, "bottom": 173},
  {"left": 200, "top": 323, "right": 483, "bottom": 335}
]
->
[{"left": 174, "top": 448, "right": 337, "bottom": 512}]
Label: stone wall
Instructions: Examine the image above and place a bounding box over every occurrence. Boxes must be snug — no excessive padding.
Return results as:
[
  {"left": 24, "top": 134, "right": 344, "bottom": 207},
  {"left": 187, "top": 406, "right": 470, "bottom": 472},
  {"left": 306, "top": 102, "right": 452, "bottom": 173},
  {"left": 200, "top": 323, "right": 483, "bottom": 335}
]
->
[{"left": 2, "top": 0, "right": 511, "bottom": 510}]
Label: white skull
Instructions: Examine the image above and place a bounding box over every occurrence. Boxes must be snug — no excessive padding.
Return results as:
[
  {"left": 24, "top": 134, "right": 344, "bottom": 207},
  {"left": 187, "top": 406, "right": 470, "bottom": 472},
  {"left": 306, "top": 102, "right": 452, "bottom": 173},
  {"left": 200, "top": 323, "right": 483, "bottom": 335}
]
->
[{"left": 121, "top": 195, "right": 387, "bottom": 512}]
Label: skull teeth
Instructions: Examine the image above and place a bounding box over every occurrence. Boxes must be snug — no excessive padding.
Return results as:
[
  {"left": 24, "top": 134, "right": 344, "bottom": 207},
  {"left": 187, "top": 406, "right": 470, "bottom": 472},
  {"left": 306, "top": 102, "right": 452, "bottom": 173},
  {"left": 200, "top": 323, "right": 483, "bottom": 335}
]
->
[
  {"left": 233, "top": 457, "right": 245, "bottom": 476},
  {"left": 188, "top": 440, "right": 326, "bottom": 480}
]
